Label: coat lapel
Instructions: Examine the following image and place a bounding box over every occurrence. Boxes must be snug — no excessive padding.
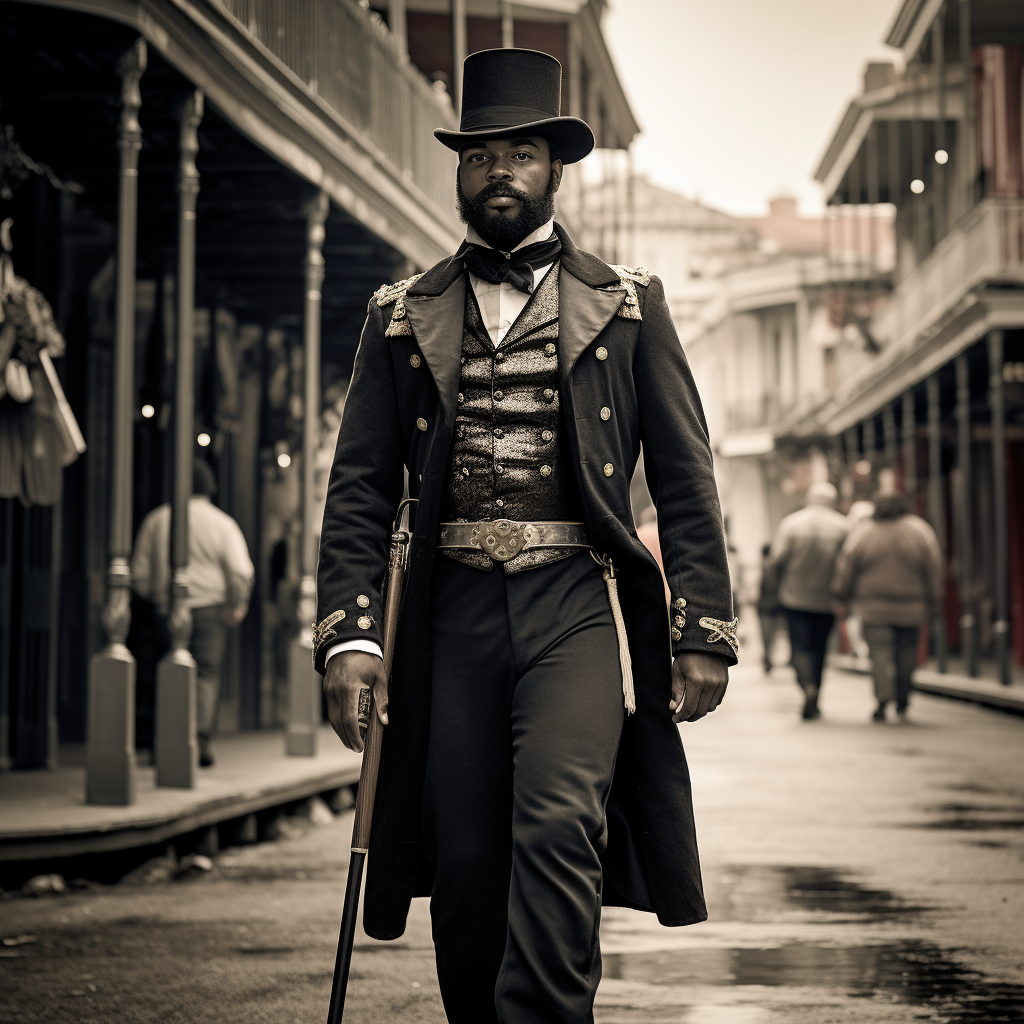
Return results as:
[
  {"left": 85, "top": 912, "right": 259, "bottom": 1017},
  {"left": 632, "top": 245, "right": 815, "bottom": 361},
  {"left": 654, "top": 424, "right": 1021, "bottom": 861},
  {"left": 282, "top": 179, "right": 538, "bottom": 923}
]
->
[{"left": 404, "top": 270, "right": 466, "bottom": 424}]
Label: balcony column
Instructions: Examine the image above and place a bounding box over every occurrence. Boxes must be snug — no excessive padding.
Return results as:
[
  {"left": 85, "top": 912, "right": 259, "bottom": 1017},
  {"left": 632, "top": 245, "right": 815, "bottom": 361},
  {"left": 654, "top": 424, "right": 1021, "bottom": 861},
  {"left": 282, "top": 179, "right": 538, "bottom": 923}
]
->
[
  {"left": 500, "top": 0, "right": 514, "bottom": 47},
  {"left": 86, "top": 38, "right": 146, "bottom": 806},
  {"left": 933, "top": 9, "right": 947, "bottom": 239},
  {"left": 927, "top": 374, "right": 948, "bottom": 671},
  {"left": 883, "top": 402, "right": 898, "bottom": 480},
  {"left": 387, "top": 0, "right": 407, "bottom": 56},
  {"left": 955, "top": 352, "right": 977, "bottom": 676},
  {"left": 902, "top": 391, "right": 917, "bottom": 503},
  {"left": 987, "top": 331, "right": 1011, "bottom": 685},
  {"left": 286, "top": 191, "right": 330, "bottom": 757},
  {"left": 155, "top": 90, "right": 203, "bottom": 789},
  {"left": 958, "top": 0, "right": 976, "bottom": 211},
  {"left": 450, "top": 0, "right": 467, "bottom": 112}
]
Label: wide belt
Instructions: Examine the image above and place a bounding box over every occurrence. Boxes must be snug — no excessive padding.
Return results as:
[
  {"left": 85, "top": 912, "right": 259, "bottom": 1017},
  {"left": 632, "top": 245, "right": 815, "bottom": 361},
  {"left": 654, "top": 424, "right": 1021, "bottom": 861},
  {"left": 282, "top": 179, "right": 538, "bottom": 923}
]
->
[{"left": 437, "top": 519, "right": 589, "bottom": 563}]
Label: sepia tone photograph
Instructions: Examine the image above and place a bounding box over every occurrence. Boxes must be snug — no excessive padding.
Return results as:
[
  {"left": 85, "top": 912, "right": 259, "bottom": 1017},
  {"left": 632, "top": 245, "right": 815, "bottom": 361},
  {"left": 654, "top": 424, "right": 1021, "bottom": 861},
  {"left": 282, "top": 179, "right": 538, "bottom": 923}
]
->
[{"left": 0, "top": 1, "right": 1022, "bottom": 1022}]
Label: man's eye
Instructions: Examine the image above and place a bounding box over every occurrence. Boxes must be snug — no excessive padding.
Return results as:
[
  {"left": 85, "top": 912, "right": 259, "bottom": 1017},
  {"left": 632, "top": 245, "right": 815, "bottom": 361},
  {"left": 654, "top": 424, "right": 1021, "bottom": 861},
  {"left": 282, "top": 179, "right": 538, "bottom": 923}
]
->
[{"left": 512, "top": 152, "right": 531, "bottom": 160}]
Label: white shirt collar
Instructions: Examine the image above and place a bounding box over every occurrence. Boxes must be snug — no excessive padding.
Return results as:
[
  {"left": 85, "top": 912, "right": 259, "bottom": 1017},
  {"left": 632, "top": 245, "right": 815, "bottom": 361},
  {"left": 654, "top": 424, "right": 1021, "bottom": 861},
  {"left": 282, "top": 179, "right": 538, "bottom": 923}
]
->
[{"left": 466, "top": 218, "right": 554, "bottom": 253}]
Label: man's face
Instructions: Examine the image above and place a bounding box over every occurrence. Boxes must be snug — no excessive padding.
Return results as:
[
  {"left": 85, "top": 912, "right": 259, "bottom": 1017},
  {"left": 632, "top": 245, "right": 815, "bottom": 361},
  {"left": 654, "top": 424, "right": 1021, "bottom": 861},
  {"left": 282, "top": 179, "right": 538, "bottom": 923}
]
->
[{"left": 456, "top": 136, "right": 562, "bottom": 249}]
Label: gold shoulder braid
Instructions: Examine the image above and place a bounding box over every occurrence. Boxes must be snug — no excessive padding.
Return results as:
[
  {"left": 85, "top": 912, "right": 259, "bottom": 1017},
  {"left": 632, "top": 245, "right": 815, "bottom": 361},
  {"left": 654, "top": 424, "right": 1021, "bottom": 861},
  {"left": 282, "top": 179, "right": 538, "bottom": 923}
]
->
[
  {"left": 605, "top": 264, "right": 651, "bottom": 321},
  {"left": 374, "top": 273, "right": 424, "bottom": 338}
]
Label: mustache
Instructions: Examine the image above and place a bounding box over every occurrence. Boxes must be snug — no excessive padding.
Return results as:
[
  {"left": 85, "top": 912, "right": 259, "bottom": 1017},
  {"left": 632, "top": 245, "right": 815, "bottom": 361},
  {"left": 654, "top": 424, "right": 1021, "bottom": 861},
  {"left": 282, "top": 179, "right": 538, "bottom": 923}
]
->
[{"left": 470, "top": 182, "right": 530, "bottom": 204}]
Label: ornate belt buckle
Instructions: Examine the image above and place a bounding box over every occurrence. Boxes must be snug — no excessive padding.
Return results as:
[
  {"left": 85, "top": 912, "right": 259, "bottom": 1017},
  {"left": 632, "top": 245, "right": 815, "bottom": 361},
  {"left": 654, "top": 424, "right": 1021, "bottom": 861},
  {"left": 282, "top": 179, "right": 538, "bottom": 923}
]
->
[{"left": 471, "top": 519, "right": 532, "bottom": 562}]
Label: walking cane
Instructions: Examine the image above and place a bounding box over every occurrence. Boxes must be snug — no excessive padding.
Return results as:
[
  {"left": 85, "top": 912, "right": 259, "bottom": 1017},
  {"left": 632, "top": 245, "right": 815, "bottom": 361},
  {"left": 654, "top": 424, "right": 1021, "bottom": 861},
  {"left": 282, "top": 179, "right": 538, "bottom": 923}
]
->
[{"left": 327, "top": 497, "right": 416, "bottom": 1024}]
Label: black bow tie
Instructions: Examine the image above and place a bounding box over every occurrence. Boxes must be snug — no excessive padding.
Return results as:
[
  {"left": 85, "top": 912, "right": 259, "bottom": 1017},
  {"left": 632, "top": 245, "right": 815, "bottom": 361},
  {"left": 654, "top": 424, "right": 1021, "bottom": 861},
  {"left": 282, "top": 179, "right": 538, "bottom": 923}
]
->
[{"left": 462, "top": 235, "right": 562, "bottom": 294}]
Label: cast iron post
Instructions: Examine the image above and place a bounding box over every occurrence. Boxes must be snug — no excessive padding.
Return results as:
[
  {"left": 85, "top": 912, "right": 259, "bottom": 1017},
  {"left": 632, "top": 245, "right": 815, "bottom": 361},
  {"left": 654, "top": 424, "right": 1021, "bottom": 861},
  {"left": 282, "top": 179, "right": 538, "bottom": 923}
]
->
[
  {"left": 156, "top": 90, "right": 203, "bottom": 788},
  {"left": 955, "top": 352, "right": 977, "bottom": 676},
  {"left": 902, "top": 391, "right": 917, "bottom": 502},
  {"left": 988, "top": 331, "right": 1011, "bottom": 685},
  {"left": 86, "top": 38, "right": 146, "bottom": 805},
  {"left": 927, "top": 374, "right": 948, "bottom": 672},
  {"left": 286, "top": 192, "right": 329, "bottom": 757}
]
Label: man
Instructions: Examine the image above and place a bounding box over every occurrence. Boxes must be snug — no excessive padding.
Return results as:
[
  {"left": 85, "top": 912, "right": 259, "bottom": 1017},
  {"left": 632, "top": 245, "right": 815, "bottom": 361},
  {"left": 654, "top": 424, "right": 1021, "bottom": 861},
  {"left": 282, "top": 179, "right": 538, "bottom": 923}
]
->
[
  {"left": 315, "top": 49, "right": 736, "bottom": 1024},
  {"left": 765, "top": 481, "right": 848, "bottom": 720},
  {"left": 832, "top": 493, "right": 943, "bottom": 722},
  {"left": 131, "top": 458, "right": 254, "bottom": 767}
]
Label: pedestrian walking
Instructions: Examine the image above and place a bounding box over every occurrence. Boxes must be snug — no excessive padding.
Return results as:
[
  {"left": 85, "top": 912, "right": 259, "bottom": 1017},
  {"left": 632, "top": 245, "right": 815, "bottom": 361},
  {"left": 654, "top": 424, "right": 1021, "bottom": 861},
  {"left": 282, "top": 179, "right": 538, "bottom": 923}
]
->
[
  {"left": 757, "top": 543, "right": 784, "bottom": 673},
  {"left": 832, "top": 493, "right": 943, "bottom": 722},
  {"left": 766, "top": 481, "right": 848, "bottom": 719},
  {"left": 315, "top": 48, "right": 737, "bottom": 1024},
  {"left": 131, "top": 458, "right": 254, "bottom": 767}
]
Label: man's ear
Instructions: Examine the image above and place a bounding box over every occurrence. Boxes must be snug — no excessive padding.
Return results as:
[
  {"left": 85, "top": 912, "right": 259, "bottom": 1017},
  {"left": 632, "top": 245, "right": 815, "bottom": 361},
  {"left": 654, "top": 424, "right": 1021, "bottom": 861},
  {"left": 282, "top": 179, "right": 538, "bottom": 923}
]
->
[{"left": 550, "top": 159, "right": 563, "bottom": 193}]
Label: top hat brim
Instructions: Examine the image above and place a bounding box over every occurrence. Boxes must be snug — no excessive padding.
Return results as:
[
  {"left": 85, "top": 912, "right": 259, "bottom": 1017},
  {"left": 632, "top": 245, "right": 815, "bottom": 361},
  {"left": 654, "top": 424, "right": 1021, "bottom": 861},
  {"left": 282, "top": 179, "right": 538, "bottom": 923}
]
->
[{"left": 434, "top": 116, "right": 595, "bottom": 165}]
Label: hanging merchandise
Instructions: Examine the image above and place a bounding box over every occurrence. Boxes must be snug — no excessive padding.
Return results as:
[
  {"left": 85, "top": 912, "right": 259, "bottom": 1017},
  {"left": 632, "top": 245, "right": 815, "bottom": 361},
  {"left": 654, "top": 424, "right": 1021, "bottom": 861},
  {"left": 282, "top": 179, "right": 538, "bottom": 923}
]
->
[{"left": 0, "top": 218, "right": 86, "bottom": 506}]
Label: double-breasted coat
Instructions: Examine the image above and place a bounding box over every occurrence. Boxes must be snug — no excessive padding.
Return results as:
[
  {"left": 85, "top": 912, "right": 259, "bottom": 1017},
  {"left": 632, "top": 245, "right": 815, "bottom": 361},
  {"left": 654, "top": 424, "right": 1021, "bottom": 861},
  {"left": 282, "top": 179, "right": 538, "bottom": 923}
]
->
[{"left": 315, "top": 224, "right": 736, "bottom": 941}]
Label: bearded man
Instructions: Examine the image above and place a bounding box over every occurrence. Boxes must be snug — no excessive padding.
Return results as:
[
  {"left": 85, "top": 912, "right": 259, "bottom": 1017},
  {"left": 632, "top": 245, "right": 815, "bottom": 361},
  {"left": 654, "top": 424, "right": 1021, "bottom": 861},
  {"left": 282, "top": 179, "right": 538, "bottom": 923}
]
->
[{"left": 315, "top": 48, "right": 736, "bottom": 1024}]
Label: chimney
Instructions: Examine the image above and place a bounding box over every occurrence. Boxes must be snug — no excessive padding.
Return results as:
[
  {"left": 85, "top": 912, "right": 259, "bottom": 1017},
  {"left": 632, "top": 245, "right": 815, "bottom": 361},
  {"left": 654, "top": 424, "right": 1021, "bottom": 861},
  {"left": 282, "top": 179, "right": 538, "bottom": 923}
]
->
[{"left": 863, "top": 62, "right": 896, "bottom": 93}]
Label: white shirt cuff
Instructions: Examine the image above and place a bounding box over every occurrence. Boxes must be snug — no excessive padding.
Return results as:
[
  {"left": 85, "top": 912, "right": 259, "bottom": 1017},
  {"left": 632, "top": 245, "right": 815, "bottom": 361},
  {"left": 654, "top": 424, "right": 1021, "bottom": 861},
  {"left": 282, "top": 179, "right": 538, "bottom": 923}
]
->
[{"left": 325, "top": 640, "right": 384, "bottom": 665}]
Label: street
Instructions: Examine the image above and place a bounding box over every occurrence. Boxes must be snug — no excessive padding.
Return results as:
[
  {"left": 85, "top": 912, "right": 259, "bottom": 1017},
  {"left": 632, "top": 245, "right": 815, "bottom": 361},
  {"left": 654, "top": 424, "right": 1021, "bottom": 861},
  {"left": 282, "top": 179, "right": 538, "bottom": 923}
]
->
[{"left": 3, "top": 663, "right": 1023, "bottom": 1024}]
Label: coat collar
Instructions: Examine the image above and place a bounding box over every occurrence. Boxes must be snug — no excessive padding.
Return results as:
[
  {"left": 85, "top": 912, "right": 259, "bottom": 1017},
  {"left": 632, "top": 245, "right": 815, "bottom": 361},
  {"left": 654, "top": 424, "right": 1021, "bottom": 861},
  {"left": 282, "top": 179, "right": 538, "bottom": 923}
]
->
[{"left": 403, "top": 222, "right": 624, "bottom": 421}]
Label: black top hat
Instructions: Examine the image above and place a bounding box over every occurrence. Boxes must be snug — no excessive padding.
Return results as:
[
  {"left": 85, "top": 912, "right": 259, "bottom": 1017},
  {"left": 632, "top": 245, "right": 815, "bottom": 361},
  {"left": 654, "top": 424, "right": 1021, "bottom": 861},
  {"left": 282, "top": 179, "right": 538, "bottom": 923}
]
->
[{"left": 434, "top": 48, "right": 595, "bottom": 165}]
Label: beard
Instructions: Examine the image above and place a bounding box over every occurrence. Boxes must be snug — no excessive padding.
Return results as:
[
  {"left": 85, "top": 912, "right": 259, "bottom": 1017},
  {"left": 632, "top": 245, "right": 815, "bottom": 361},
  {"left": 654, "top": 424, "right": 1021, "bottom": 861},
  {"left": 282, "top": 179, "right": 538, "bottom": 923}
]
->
[{"left": 456, "top": 173, "right": 557, "bottom": 250}]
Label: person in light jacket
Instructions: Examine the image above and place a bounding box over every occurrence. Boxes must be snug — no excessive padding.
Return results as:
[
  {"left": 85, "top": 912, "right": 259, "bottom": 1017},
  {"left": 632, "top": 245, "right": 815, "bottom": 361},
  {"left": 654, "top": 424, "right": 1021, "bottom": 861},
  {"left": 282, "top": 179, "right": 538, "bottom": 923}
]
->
[{"left": 832, "top": 494, "right": 943, "bottom": 722}]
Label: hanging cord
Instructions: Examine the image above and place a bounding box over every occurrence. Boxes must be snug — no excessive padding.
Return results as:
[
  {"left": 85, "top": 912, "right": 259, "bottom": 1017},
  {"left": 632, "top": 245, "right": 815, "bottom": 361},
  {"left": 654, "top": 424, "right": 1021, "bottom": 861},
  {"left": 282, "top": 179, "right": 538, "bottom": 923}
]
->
[{"left": 592, "top": 552, "right": 635, "bottom": 714}]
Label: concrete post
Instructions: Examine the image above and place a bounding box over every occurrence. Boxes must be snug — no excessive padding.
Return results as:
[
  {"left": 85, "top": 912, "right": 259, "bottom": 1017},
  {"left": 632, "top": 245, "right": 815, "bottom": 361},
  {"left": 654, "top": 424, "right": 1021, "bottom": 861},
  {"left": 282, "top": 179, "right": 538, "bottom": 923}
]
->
[
  {"left": 286, "top": 192, "right": 329, "bottom": 757},
  {"left": 156, "top": 90, "right": 203, "bottom": 789},
  {"left": 987, "top": 331, "right": 1011, "bottom": 685},
  {"left": 86, "top": 38, "right": 146, "bottom": 806}
]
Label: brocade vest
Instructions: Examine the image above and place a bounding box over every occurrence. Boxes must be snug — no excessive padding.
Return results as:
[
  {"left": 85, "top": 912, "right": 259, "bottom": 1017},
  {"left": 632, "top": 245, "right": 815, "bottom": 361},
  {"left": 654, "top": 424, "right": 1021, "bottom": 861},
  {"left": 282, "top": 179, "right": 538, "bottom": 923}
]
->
[{"left": 441, "top": 261, "right": 584, "bottom": 573}]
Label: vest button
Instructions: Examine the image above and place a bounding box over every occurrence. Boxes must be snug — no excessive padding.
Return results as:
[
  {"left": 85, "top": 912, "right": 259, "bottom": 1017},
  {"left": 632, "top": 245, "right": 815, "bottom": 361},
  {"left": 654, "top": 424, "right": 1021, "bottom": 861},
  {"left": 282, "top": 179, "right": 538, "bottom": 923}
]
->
[
  {"left": 540, "top": 465, "right": 552, "bottom": 477},
  {"left": 603, "top": 463, "right": 614, "bottom": 477},
  {"left": 495, "top": 464, "right": 505, "bottom": 475},
  {"left": 544, "top": 343, "right": 556, "bottom": 356},
  {"left": 416, "top": 418, "right": 428, "bottom": 431},
  {"left": 494, "top": 390, "right": 504, "bottom": 401},
  {"left": 461, "top": 467, "right": 470, "bottom": 477},
  {"left": 409, "top": 354, "right": 421, "bottom": 368},
  {"left": 543, "top": 388, "right": 555, "bottom": 402},
  {"left": 600, "top": 407, "right": 611, "bottom": 421},
  {"left": 458, "top": 392, "right": 465, "bottom": 403},
  {"left": 493, "top": 427, "right": 504, "bottom": 438},
  {"left": 495, "top": 498, "right": 504, "bottom": 508},
  {"left": 541, "top": 429, "right": 553, "bottom": 442},
  {"left": 595, "top": 347, "right": 608, "bottom": 361},
  {"left": 495, "top": 351, "right": 505, "bottom": 362}
]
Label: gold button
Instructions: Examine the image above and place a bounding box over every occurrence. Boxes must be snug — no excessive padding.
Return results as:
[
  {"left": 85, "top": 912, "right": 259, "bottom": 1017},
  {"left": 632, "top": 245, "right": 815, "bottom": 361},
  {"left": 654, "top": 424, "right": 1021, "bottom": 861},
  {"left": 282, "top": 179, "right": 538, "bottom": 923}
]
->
[
  {"left": 461, "top": 467, "right": 470, "bottom": 477},
  {"left": 493, "top": 427, "right": 503, "bottom": 438},
  {"left": 495, "top": 464, "right": 505, "bottom": 474},
  {"left": 541, "top": 429, "right": 553, "bottom": 442},
  {"left": 674, "top": 615, "right": 685, "bottom": 627},
  {"left": 674, "top": 597, "right": 687, "bottom": 611},
  {"left": 356, "top": 595, "right": 369, "bottom": 608},
  {"left": 494, "top": 390, "right": 504, "bottom": 401},
  {"left": 495, "top": 498, "right": 504, "bottom": 508},
  {"left": 603, "top": 463, "right": 614, "bottom": 477},
  {"left": 544, "top": 343, "right": 556, "bottom": 356},
  {"left": 458, "top": 392, "right": 465, "bottom": 403},
  {"left": 543, "top": 388, "right": 555, "bottom": 402},
  {"left": 357, "top": 616, "right": 372, "bottom": 630},
  {"left": 540, "top": 465, "right": 552, "bottom": 477},
  {"left": 596, "top": 347, "right": 608, "bottom": 361},
  {"left": 495, "top": 351, "right": 505, "bottom": 362},
  {"left": 409, "top": 354, "right": 421, "bottom": 368},
  {"left": 671, "top": 627, "right": 682, "bottom": 642},
  {"left": 600, "top": 407, "right": 611, "bottom": 421},
  {"left": 416, "top": 417, "right": 428, "bottom": 431}
]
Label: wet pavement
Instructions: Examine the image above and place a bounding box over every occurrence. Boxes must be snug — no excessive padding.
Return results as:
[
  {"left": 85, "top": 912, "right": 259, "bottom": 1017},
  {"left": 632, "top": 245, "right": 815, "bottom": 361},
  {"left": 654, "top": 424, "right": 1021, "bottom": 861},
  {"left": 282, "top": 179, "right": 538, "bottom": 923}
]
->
[{"left": 2, "top": 663, "right": 1022, "bottom": 1023}]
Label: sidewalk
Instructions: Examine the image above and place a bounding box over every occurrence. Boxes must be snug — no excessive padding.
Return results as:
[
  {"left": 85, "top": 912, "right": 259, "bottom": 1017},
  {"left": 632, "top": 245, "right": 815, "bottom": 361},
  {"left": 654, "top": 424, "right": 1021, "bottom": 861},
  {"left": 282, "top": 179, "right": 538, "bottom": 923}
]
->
[
  {"left": 0, "top": 726, "right": 361, "bottom": 863},
  {"left": 829, "top": 652, "right": 1024, "bottom": 715}
]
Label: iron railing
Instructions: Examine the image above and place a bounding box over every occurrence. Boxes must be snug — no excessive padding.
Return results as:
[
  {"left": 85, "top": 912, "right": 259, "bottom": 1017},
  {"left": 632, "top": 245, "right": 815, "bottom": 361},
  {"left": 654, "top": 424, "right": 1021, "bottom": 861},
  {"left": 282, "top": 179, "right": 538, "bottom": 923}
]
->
[{"left": 215, "top": 0, "right": 458, "bottom": 218}]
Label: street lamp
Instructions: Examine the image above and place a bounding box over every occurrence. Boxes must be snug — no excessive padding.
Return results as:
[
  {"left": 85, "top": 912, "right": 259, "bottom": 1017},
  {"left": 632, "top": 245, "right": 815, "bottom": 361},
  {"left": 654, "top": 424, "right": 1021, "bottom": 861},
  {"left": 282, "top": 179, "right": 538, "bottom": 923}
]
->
[
  {"left": 934, "top": 149, "right": 949, "bottom": 165},
  {"left": 910, "top": 179, "right": 925, "bottom": 194},
  {"left": 141, "top": 403, "right": 155, "bottom": 419},
  {"left": 197, "top": 432, "right": 211, "bottom": 447}
]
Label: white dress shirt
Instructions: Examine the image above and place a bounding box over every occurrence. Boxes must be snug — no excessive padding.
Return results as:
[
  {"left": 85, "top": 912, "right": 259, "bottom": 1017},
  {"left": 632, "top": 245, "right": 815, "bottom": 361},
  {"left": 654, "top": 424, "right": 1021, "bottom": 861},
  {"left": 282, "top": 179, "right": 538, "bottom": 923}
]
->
[{"left": 325, "top": 219, "right": 557, "bottom": 668}]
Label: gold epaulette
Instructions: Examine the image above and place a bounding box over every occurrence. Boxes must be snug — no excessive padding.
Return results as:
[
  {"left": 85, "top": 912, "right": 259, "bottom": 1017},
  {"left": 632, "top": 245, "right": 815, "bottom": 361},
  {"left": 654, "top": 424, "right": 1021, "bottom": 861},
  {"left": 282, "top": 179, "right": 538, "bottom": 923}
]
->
[
  {"left": 606, "top": 265, "right": 652, "bottom": 320},
  {"left": 373, "top": 273, "right": 424, "bottom": 337}
]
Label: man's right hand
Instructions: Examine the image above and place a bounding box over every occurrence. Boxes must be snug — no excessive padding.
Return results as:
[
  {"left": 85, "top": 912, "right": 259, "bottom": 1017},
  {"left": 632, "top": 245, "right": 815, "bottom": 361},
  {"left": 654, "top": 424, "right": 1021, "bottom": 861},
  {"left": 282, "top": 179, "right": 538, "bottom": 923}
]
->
[{"left": 323, "top": 651, "right": 389, "bottom": 752}]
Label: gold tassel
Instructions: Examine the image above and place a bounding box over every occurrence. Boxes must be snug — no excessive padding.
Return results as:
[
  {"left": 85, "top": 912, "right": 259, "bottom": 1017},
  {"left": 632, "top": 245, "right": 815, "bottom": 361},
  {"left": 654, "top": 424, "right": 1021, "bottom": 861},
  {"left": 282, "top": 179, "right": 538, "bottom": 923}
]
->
[{"left": 602, "top": 560, "right": 635, "bottom": 715}]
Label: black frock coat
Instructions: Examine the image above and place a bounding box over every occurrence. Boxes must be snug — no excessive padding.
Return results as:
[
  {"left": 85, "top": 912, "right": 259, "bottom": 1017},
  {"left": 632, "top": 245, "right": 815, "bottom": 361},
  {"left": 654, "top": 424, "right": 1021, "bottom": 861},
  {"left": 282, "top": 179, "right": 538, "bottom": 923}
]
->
[{"left": 315, "top": 223, "right": 736, "bottom": 940}]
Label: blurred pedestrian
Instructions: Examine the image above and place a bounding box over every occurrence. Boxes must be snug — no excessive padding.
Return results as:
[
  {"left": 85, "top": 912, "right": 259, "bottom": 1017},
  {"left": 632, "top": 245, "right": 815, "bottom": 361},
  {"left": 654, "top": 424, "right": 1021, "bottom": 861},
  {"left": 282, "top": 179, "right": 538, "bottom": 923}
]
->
[
  {"left": 766, "top": 481, "right": 848, "bottom": 719},
  {"left": 843, "top": 498, "right": 876, "bottom": 664},
  {"left": 131, "top": 458, "right": 254, "bottom": 767},
  {"left": 757, "top": 543, "right": 784, "bottom": 673},
  {"left": 832, "top": 494, "right": 943, "bottom": 723}
]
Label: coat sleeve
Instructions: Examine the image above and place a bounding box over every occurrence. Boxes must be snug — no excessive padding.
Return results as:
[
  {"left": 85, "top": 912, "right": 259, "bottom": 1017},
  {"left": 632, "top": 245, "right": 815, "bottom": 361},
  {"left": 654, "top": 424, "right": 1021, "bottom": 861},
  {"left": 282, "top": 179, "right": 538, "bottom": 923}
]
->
[
  {"left": 314, "top": 300, "right": 406, "bottom": 675},
  {"left": 831, "top": 526, "right": 861, "bottom": 603},
  {"left": 634, "top": 276, "right": 737, "bottom": 664}
]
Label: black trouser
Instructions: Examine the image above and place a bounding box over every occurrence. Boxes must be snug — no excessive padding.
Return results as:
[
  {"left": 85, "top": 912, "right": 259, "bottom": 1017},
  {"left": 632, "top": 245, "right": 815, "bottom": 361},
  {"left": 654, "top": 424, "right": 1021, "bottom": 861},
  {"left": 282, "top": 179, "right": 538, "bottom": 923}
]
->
[
  {"left": 424, "top": 553, "right": 624, "bottom": 1024},
  {"left": 783, "top": 608, "right": 834, "bottom": 702},
  {"left": 862, "top": 624, "right": 920, "bottom": 710}
]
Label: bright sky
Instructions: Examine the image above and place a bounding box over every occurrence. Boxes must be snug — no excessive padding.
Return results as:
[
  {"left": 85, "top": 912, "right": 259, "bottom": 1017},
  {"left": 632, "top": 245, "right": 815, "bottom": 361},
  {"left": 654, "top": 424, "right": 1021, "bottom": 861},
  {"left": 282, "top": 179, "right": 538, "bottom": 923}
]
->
[{"left": 602, "top": 0, "right": 901, "bottom": 217}]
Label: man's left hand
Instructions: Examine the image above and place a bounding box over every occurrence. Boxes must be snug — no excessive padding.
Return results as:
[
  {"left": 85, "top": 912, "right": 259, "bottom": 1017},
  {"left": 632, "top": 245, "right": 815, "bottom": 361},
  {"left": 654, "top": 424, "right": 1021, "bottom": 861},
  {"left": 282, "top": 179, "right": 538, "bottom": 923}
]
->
[{"left": 671, "top": 652, "right": 729, "bottom": 723}]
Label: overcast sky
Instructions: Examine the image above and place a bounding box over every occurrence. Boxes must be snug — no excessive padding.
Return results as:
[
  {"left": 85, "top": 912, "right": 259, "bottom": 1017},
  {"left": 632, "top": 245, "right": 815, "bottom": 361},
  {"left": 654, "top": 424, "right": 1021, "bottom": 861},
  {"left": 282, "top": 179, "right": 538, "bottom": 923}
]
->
[{"left": 602, "top": 0, "right": 901, "bottom": 217}]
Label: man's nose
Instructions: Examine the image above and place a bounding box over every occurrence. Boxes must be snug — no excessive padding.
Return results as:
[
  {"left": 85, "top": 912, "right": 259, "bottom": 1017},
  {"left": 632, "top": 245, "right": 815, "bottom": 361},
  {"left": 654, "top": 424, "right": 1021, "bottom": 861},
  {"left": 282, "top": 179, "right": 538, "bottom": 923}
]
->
[{"left": 487, "top": 161, "right": 514, "bottom": 182}]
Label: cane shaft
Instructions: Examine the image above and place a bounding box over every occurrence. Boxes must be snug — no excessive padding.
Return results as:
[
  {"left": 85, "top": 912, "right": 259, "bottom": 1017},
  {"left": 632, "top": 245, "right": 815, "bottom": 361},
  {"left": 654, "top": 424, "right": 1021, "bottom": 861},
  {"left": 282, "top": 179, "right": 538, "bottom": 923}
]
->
[{"left": 326, "top": 849, "right": 365, "bottom": 1024}]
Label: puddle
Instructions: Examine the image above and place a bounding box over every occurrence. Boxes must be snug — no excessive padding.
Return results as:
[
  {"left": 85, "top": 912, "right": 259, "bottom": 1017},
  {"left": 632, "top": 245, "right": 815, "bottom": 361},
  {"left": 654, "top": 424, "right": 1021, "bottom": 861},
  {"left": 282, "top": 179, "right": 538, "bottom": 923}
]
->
[
  {"left": 910, "top": 803, "right": 1024, "bottom": 832},
  {"left": 602, "top": 940, "right": 1024, "bottom": 1021},
  {"left": 709, "top": 864, "right": 928, "bottom": 923}
]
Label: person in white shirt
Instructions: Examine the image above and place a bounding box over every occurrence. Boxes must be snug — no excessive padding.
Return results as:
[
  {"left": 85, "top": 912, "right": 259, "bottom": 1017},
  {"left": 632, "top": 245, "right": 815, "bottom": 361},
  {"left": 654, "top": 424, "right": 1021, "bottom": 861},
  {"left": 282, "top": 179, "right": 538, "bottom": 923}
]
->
[{"left": 131, "top": 458, "right": 254, "bottom": 766}]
